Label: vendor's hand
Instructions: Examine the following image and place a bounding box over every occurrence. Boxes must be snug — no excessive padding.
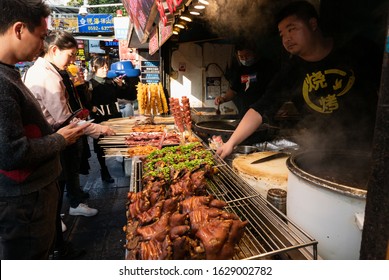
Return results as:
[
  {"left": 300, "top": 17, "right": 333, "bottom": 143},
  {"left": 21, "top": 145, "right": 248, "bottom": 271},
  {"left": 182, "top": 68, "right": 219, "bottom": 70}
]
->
[
  {"left": 216, "top": 141, "right": 234, "bottom": 159},
  {"left": 100, "top": 125, "right": 115, "bottom": 136},
  {"left": 214, "top": 96, "right": 224, "bottom": 105},
  {"left": 56, "top": 122, "right": 90, "bottom": 145}
]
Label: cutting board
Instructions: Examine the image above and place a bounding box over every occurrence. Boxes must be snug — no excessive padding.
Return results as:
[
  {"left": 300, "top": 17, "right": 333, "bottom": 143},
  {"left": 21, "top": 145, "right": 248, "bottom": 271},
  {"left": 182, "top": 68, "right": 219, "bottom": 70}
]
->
[{"left": 232, "top": 151, "right": 288, "bottom": 198}]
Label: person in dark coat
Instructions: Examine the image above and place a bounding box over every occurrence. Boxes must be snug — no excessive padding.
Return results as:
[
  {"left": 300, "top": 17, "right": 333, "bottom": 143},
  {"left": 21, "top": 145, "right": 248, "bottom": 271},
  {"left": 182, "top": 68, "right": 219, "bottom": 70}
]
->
[
  {"left": 0, "top": 0, "right": 87, "bottom": 259},
  {"left": 89, "top": 56, "right": 128, "bottom": 182}
]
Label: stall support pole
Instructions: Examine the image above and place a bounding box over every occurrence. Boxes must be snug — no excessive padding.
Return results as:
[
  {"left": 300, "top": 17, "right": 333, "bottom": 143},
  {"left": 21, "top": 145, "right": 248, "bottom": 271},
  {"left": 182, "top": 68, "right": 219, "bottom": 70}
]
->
[{"left": 360, "top": 6, "right": 389, "bottom": 260}]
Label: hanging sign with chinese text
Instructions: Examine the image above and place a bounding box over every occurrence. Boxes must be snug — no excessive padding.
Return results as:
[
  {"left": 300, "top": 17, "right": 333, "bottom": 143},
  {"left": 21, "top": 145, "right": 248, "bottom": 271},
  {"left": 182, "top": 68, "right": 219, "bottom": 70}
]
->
[{"left": 78, "top": 14, "right": 113, "bottom": 33}]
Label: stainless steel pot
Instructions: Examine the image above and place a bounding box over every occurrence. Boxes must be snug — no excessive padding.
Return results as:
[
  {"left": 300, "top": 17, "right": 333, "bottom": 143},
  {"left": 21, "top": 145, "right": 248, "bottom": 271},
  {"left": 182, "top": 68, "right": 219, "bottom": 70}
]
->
[{"left": 286, "top": 150, "right": 371, "bottom": 259}]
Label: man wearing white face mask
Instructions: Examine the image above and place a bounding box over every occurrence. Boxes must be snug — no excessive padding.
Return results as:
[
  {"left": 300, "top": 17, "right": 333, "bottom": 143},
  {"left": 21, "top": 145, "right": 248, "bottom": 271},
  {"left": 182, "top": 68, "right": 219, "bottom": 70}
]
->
[{"left": 215, "top": 44, "right": 278, "bottom": 118}]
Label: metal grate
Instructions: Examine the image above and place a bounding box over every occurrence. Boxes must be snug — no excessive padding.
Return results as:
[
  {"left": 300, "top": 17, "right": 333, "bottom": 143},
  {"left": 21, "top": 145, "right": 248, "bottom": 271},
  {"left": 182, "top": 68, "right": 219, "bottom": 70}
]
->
[{"left": 129, "top": 152, "right": 318, "bottom": 260}]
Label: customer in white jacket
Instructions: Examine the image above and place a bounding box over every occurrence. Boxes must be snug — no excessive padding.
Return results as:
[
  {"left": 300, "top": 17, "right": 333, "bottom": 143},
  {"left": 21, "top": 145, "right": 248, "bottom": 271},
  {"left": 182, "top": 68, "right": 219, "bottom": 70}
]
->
[{"left": 24, "top": 30, "right": 114, "bottom": 259}]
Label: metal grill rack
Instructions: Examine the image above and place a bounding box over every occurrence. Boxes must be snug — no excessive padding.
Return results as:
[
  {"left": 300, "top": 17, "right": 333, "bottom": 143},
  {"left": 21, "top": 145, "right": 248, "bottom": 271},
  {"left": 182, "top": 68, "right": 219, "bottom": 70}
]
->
[{"left": 129, "top": 153, "right": 318, "bottom": 260}]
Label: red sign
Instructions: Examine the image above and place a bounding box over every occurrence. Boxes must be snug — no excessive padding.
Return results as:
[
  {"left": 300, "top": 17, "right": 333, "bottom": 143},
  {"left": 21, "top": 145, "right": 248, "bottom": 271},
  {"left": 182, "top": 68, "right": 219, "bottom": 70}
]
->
[
  {"left": 122, "top": 0, "right": 158, "bottom": 43},
  {"left": 148, "top": 28, "right": 159, "bottom": 55},
  {"left": 159, "top": 21, "right": 173, "bottom": 47}
]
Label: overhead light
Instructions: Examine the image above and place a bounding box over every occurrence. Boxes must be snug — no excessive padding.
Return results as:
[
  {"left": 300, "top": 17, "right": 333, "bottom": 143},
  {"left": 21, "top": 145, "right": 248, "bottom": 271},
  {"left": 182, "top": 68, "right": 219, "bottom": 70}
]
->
[
  {"left": 174, "top": 22, "right": 185, "bottom": 29},
  {"left": 172, "top": 28, "right": 180, "bottom": 35},
  {"left": 180, "top": 15, "right": 192, "bottom": 22},
  {"left": 189, "top": 6, "right": 201, "bottom": 15},
  {"left": 194, "top": 4, "right": 206, "bottom": 9},
  {"left": 192, "top": 0, "right": 206, "bottom": 9}
]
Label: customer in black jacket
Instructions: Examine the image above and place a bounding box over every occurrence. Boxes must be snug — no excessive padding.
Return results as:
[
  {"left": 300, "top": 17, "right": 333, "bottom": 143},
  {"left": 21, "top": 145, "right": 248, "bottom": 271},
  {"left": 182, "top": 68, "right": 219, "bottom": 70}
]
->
[{"left": 89, "top": 56, "right": 128, "bottom": 182}]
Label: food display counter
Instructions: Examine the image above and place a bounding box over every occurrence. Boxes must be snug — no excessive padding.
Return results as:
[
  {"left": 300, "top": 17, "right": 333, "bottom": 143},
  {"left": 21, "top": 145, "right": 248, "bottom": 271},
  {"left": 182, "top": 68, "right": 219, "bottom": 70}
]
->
[
  {"left": 98, "top": 101, "right": 317, "bottom": 260},
  {"left": 127, "top": 143, "right": 318, "bottom": 260}
]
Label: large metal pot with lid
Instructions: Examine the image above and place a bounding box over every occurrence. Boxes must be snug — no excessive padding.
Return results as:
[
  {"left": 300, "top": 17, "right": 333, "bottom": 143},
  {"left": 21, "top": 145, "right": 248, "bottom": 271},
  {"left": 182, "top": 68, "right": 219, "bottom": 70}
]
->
[{"left": 286, "top": 150, "right": 370, "bottom": 259}]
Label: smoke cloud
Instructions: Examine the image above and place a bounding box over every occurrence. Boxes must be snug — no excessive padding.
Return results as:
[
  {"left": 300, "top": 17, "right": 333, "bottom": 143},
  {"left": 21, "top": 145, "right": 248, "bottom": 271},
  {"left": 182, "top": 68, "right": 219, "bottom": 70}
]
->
[{"left": 203, "top": 0, "right": 287, "bottom": 43}]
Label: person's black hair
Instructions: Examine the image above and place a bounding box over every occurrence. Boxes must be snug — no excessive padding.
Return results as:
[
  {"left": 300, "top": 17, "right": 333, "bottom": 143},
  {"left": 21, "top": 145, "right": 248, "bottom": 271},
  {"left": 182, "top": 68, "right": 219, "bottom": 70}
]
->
[
  {"left": 275, "top": 1, "right": 319, "bottom": 26},
  {"left": 43, "top": 30, "right": 77, "bottom": 55},
  {"left": 0, "top": 0, "right": 51, "bottom": 35},
  {"left": 90, "top": 56, "right": 109, "bottom": 73}
]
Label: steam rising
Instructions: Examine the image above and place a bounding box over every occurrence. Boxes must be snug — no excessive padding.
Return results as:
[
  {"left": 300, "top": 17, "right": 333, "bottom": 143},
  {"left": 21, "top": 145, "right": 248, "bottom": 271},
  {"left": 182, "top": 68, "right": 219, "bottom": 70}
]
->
[{"left": 203, "top": 0, "right": 288, "bottom": 44}]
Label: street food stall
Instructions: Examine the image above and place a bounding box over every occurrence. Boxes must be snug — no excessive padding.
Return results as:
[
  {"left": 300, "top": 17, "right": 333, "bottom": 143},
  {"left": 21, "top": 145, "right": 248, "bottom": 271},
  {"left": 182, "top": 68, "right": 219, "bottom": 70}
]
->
[
  {"left": 116, "top": 0, "right": 389, "bottom": 260},
  {"left": 98, "top": 94, "right": 318, "bottom": 260}
]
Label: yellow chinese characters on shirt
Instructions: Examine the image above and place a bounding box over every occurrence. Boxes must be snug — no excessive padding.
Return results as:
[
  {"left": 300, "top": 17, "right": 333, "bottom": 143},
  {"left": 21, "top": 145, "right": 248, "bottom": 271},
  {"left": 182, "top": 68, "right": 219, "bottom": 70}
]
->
[{"left": 302, "top": 69, "right": 355, "bottom": 113}]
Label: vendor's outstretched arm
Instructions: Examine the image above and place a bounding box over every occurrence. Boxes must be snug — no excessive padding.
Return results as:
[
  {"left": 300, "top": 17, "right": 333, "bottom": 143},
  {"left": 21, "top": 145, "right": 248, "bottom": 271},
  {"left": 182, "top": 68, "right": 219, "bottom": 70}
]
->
[{"left": 216, "top": 108, "right": 263, "bottom": 159}]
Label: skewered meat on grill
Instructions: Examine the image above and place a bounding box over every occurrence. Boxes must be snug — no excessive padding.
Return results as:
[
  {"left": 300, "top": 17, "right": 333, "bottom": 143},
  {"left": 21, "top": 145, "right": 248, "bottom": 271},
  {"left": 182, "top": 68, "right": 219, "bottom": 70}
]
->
[
  {"left": 124, "top": 131, "right": 180, "bottom": 146},
  {"left": 169, "top": 97, "right": 185, "bottom": 133},
  {"left": 181, "top": 96, "right": 192, "bottom": 133}
]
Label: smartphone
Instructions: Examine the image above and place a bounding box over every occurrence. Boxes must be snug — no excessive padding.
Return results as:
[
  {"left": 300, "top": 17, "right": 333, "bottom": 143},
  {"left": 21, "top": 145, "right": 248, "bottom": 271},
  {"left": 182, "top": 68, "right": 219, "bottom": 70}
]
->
[{"left": 77, "top": 119, "right": 94, "bottom": 125}]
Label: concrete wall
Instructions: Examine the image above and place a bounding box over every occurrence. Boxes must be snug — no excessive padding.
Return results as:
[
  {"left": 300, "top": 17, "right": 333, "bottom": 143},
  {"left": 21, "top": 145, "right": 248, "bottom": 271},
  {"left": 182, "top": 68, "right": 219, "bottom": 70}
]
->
[{"left": 170, "top": 42, "right": 238, "bottom": 113}]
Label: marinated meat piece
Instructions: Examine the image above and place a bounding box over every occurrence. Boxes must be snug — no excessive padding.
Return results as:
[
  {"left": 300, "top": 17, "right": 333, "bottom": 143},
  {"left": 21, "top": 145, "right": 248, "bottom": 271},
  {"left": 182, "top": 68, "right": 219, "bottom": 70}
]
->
[
  {"left": 162, "top": 197, "right": 179, "bottom": 213},
  {"left": 128, "top": 196, "right": 150, "bottom": 219},
  {"left": 136, "top": 212, "right": 171, "bottom": 242},
  {"left": 208, "top": 198, "right": 227, "bottom": 209},
  {"left": 195, "top": 220, "right": 233, "bottom": 260},
  {"left": 181, "top": 196, "right": 212, "bottom": 213},
  {"left": 127, "top": 189, "right": 149, "bottom": 203},
  {"left": 137, "top": 200, "right": 164, "bottom": 225},
  {"left": 188, "top": 207, "right": 224, "bottom": 233},
  {"left": 170, "top": 225, "right": 190, "bottom": 240},
  {"left": 190, "top": 170, "right": 207, "bottom": 195},
  {"left": 181, "top": 96, "right": 192, "bottom": 132},
  {"left": 169, "top": 98, "right": 185, "bottom": 133},
  {"left": 172, "top": 236, "right": 191, "bottom": 260},
  {"left": 139, "top": 235, "right": 172, "bottom": 260},
  {"left": 216, "top": 220, "right": 248, "bottom": 259},
  {"left": 149, "top": 181, "right": 165, "bottom": 205},
  {"left": 169, "top": 212, "right": 188, "bottom": 227},
  {"left": 188, "top": 238, "right": 206, "bottom": 260},
  {"left": 126, "top": 235, "right": 141, "bottom": 251},
  {"left": 188, "top": 208, "right": 207, "bottom": 234},
  {"left": 124, "top": 220, "right": 139, "bottom": 243}
]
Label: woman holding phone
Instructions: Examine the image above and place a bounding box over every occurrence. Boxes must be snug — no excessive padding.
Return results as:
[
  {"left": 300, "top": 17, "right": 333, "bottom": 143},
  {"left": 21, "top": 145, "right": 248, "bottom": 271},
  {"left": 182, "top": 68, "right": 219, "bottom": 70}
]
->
[{"left": 88, "top": 56, "right": 129, "bottom": 183}]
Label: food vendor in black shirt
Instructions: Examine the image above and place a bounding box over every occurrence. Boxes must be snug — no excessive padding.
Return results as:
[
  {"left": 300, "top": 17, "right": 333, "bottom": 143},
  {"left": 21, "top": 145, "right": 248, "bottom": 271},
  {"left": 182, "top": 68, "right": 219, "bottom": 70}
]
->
[{"left": 217, "top": 1, "right": 381, "bottom": 159}]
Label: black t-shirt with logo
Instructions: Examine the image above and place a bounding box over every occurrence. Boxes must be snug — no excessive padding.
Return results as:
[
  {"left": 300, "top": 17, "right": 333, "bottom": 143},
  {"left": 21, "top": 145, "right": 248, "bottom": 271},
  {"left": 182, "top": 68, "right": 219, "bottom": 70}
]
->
[{"left": 251, "top": 38, "right": 381, "bottom": 150}]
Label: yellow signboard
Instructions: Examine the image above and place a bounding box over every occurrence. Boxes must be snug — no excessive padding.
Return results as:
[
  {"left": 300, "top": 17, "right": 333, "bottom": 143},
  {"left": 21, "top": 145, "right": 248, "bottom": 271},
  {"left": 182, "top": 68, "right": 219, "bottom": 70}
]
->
[{"left": 52, "top": 17, "right": 78, "bottom": 32}]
